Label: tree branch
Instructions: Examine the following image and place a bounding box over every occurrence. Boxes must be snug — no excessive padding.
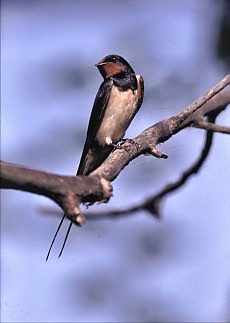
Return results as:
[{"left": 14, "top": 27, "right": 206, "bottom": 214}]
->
[
  {"left": 1, "top": 161, "right": 112, "bottom": 224},
  {"left": 141, "top": 107, "right": 223, "bottom": 216},
  {"left": 73, "top": 103, "right": 224, "bottom": 221},
  {"left": 91, "top": 75, "right": 230, "bottom": 181},
  {"left": 1, "top": 74, "right": 230, "bottom": 221},
  {"left": 193, "top": 119, "right": 230, "bottom": 134}
]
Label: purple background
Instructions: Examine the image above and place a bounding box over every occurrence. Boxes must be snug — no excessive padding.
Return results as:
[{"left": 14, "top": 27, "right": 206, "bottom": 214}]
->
[{"left": 1, "top": 0, "right": 230, "bottom": 322}]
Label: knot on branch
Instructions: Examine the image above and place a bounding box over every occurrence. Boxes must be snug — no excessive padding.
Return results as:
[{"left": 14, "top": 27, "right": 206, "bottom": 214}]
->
[
  {"left": 55, "top": 192, "right": 86, "bottom": 226},
  {"left": 98, "top": 177, "right": 113, "bottom": 202},
  {"left": 58, "top": 176, "right": 113, "bottom": 221}
]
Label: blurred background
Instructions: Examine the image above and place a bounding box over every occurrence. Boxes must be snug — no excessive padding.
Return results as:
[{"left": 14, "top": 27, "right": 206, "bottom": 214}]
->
[{"left": 1, "top": 0, "right": 230, "bottom": 322}]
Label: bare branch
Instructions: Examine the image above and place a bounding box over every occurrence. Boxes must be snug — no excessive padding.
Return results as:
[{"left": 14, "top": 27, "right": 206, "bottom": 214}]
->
[
  {"left": 193, "top": 119, "right": 230, "bottom": 134},
  {"left": 1, "top": 161, "right": 112, "bottom": 222},
  {"left": 1, "top": 74, "right": 229, "bottom": 220}
]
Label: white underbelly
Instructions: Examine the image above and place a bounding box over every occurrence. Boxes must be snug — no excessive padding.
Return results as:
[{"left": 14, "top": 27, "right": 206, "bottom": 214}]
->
[{"left": 96, "top": 86, "right": 139, "bottom": 146}]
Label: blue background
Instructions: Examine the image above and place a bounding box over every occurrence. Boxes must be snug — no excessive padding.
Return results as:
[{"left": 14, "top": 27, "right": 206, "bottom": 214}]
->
[{"left": 1, "top": 0, "right": 230, "bottom": 322}]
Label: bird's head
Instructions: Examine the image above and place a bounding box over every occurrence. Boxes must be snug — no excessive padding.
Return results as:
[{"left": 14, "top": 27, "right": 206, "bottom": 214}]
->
[{"left": 95, "top": 54, "right": 135, "bottom": 79}]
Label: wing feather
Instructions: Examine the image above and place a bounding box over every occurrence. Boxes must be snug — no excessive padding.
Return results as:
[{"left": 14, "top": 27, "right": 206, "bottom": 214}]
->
[{"left": 77, "top": 78, "right": 113, "bottom": 175}]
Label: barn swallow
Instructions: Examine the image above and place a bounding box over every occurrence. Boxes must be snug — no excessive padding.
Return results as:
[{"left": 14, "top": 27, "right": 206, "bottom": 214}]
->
[
  {"left": 46, "top": 54, "right": 144, "bottom": 260},
  {"left": 77, "top": 54, "right": 144, "bottom": 175}
]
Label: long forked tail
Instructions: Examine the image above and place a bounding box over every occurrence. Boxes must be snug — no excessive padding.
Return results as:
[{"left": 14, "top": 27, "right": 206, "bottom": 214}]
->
[
  {"left": 46, "top": 145, "right": 112, "bottom": 260},
  {"left": 58, "top": 221, "right": 73, "bottom": 258},
  {"left": 46, "top": 215, "right": 69, "bottom": 261}
]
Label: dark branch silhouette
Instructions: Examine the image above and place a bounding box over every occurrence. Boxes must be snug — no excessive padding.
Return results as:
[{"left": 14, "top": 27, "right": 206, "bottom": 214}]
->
[{"left": 1, "top": 74, "right": 230, "bottom": 225}]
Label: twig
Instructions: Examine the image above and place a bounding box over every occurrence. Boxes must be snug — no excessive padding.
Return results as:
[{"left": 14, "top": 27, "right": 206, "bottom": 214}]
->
[{"left": 193, "top": 119, "right": 230, "bottom": 134}]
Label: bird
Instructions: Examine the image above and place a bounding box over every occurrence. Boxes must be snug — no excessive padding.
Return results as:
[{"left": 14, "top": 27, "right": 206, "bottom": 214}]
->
[{"left": 46, "top": 54, "right": 144, "bottom": 260}]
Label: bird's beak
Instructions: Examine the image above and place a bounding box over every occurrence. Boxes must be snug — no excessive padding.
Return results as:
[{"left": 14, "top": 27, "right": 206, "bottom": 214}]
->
[{"left": 95, "top": 61, "right": 106, "bottom": 68}]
